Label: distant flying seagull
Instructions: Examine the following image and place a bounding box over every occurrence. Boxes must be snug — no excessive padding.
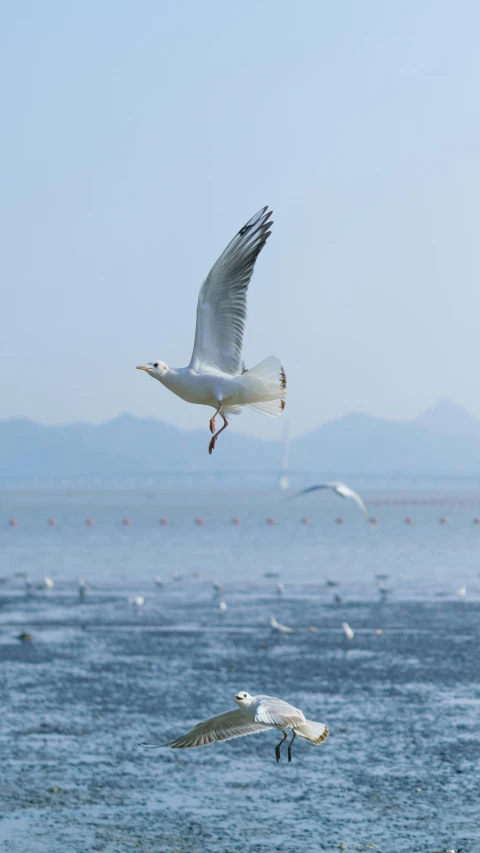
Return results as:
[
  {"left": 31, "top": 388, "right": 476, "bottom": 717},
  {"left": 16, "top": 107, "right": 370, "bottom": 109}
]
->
[
  {"left": 456, "top": 585, "right": 466, "bottom": 598},
  {"left": 143, "top": 691, "right": 328, "bottom": 762},
  {"left": 288, "top": 481, "right": 369, "bottom": 519},
  {"left": 137, "top": 208, "right": 286, "bottom": 454},
  {"left": 270, "top": 615, "right": 294, "bottom": 633}
]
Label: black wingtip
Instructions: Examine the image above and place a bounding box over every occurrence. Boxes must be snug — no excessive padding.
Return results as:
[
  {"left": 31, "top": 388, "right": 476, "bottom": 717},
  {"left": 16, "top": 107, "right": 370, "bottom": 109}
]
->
[{"left": 238, "top": 206, "right": 273, "bottom": 237}]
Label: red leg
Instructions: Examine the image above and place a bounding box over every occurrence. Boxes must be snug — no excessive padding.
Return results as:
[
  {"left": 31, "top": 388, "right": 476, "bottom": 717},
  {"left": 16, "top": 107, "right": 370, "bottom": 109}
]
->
[
  {"left": 208, "top": 415, "right": 228, "bottom": 455},
  {"left": 209, "top": 403, "right": 222, "bottom": 434}
]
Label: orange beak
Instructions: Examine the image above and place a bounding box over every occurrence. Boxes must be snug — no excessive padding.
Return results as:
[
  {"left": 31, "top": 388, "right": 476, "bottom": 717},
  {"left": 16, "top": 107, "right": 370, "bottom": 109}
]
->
[{"left": 136, "top": 365, "right": 150, "bottom": 372}]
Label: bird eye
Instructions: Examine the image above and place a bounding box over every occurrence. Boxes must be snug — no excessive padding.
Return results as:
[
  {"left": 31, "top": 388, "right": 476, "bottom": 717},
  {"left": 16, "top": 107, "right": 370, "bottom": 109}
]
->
[{"left": 153, "top": 362, "right": 159, "bottom": 368}]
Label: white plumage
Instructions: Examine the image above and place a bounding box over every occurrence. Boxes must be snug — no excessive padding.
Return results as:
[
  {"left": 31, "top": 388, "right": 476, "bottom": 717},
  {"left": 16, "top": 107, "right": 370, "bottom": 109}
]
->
[
  {"left": 143, "top": 691, "right": 328, "bottom": 762},
  {"left": 288, "top": 481, "right": 369, "bottom": 519},
  {"left": 270, "top": 615, "right": 294, "bottom": 633},
  {"left": 137, "top": 208, "right": 286, "bottom": 454}
]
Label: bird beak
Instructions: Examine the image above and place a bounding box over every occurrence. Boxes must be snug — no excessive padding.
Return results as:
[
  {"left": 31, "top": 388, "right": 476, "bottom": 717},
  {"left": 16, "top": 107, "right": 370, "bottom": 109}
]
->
[{"left": 136, "top": 365, "right": 150, "bottom": 372}]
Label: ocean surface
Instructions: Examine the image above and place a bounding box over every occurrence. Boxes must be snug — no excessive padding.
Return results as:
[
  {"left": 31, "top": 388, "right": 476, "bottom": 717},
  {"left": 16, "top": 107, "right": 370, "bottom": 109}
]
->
[{"left": 1, "top": 489, "right": 480, "bottom": 852}]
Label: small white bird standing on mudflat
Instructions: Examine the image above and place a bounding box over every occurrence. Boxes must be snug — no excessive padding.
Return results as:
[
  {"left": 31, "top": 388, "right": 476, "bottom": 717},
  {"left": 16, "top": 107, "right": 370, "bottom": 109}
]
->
[
  {"left": 78, "top": 578, "right": 90, "bottom": 598},
  {"left": 137, "top": 208, "right": 286, "bottom": 454},
  {"left": 342, "top": 621, "right": 354, "bottom": 640},
  {"left": 142, "top": 691, "right": 328, "bottom": 762}
]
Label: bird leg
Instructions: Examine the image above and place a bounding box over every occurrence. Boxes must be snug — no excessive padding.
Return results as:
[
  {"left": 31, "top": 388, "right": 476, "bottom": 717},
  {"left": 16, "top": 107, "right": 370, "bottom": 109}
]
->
[
  {"left": 209, "top": 402, "right": 223, "bottom": 434},
  {"left": 275, "top": 730, "right": 288, "bottom": 763},
  {"left": 287, "top": 730, "right": 296, "bottom": 763},
  {"left": 208, "top": 414, "right": 228, "bottom": 455}
]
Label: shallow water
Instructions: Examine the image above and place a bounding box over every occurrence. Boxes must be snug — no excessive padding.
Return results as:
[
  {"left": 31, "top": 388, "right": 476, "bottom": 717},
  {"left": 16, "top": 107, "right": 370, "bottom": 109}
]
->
[{"left": 1, "top": 490, "right": 479, "bottom": 852}]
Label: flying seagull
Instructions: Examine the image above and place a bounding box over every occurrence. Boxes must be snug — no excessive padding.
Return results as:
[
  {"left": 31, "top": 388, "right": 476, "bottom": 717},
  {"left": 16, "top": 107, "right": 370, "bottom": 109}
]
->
[
  {"left": 287, "top": 481, "right": 369, "bottom": 519},
  {"left": 137, "top": 208, "right": 286, "bottom": 454},
  {"left": 270, "top": 614, "right": 294, "bottom": 633},
  {"left": 142, "top": 691, "right": 328, "bottom": 763}
]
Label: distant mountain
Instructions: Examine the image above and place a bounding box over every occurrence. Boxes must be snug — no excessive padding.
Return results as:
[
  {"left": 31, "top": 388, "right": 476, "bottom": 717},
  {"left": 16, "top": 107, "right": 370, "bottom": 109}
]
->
[
  {"left": 415, "top": 399, "right": 480, "bottom": 440},
  {"left": 3, "top": 403, "right": 480, "bottom": 481},
  {"left": 0, "top": 414, "right": 281, "bottom": 477},
  {"left": 289, "top": 411, "right": 480, "bottom": 474}
]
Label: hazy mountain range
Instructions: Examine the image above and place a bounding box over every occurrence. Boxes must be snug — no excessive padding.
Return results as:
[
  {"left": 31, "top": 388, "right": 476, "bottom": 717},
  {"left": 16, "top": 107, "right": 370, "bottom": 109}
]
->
[{"left": 3, "top": 400, "right": 480, "bottom": 479}]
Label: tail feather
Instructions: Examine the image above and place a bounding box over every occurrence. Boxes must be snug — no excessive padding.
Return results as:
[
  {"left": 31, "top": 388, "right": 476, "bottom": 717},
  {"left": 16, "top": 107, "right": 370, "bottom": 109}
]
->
[
  {"left": 242, "top": 356, "right": 286, "bottom": 418},
  {"left": 295, "top": 720, "right": 329, "bottom": 744},
  {"left": 248, "top": 399, "right": 285, "bottom": 417}
]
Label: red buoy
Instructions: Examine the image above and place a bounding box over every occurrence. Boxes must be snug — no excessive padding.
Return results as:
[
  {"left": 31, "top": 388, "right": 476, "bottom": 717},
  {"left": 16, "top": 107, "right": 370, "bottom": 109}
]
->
[
  {"left": 336, "top": 517, "right": 345, "bottom": 525},
  {"left": 439, "top": 516, "right": 448, "bottom": 525},
  {"left": 122, "top": 517, "right": 131, "bottom": 526},
  {"left": 8, "top": 518, "right": 17, "bottom": 527},
  {"left": 231, "top": 517, "right": 240, "bottom": 525},
  {"left": 405, "top": 517, "right": 413, "bottom": 525},
  {"left": 301, "top": 517, "right": 310, "bottom": 525},
  {"left": 160, "top": 517, "right": 169, "bottom": 525},
  {"left": 195, "top": 518, "right": 205, "bottom": 526},
  {"left": 266, "top": 517, "right": 275, "bottom": 525},
  {"left": 48, "top": 518, "right": 57, "bottom": 526},
  {"left": 85, "top": 518, "right": 94, "bottom": 526}
]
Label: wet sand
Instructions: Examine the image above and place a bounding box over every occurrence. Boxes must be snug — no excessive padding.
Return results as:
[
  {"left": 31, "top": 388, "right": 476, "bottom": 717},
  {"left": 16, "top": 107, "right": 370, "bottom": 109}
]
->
[{"left": 1, "top": 592, "right": 478, "bottom": 852}]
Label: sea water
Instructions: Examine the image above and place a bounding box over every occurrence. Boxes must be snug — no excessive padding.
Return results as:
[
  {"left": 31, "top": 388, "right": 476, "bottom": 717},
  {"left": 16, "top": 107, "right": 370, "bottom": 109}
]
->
[{"left": 0, "top": 490, "right": 479, "bottom": 852}]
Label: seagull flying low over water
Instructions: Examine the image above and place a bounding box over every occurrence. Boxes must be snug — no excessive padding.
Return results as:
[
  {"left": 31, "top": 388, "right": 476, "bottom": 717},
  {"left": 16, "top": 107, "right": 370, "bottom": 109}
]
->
[
  {"left": 287, "top": 481, "right": 369, "bottom": 519},
  {"left": 137, "top": 208, "right": 286, "bottom": 454},
  {"left": 142, "top": 692, "right": 328, "bottom": 763},
  {"left": 270, "top": 615, "right": 294, "bottom": 633}
]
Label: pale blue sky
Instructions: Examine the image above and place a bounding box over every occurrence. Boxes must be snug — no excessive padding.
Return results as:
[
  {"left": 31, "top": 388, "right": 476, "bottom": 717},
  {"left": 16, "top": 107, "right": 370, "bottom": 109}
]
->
[{"left": 2, "top": 1, "right": 480, "bottom": 438}]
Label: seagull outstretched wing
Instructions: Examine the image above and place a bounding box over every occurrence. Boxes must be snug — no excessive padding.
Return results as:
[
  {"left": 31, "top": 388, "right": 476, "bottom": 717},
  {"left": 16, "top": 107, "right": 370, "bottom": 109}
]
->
[
  {"left": 286, "top": 481, "right": 369, "bottom": 518},
  {"left": 189, "top": 208, "right": 273, "bottom": 375},
  {"left": 150, "top": 709, "right": 266, "bottom": 749}
]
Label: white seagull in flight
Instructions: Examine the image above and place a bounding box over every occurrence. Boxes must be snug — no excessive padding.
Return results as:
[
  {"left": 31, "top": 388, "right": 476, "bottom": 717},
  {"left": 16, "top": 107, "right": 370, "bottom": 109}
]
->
[
  {"left": 142, "top": 691, "right": 328, "bottom": 763},
  {"left": 137, "top": 207, "right": 286, "bottom": 454},
  {"left": 288, "top": 481, "right": 369, "bottom": 519},
  {"left": 270, "top": 614, "right": 294, "bottom": 633}
]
